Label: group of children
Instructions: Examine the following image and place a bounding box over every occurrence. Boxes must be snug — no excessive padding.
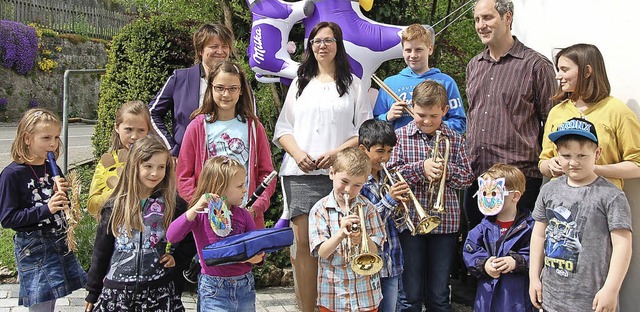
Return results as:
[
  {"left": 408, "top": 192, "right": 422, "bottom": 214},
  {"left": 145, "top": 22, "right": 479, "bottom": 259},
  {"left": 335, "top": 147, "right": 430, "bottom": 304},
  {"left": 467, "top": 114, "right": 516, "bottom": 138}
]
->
[
  {"left": 0, "top": 23, "right": 634, "bottom": 312},
  {"left": 0, "top": 60, "right": 275, "bottom": 312}
]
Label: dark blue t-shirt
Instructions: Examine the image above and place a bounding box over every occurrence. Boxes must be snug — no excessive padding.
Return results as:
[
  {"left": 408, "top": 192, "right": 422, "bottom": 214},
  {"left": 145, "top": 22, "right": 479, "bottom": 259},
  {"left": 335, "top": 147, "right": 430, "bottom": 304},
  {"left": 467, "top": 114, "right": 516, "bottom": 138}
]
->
[{"left": 0, "top": 161, "right": 65, "bottom": 231}]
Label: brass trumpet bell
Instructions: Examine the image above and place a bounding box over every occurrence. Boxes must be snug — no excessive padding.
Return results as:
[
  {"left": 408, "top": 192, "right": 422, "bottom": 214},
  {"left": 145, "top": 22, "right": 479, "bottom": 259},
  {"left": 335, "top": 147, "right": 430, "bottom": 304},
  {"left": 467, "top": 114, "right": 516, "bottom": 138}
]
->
[
  {"left": 352, "top": 253, "right": 384, "bottom": 275},
  {"left": 417, "top": 216, "right": 441, "bottom": 234},
  {"left": 343, "top": 194, "right": 383, "bottom": 276}
]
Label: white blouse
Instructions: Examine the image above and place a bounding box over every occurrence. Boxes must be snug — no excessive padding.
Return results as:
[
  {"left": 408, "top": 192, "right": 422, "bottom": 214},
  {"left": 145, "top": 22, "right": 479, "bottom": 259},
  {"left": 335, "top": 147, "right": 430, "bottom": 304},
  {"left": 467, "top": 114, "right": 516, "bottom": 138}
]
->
[{"left": 273, "top": 74, "right": 372, "bottom": 176}]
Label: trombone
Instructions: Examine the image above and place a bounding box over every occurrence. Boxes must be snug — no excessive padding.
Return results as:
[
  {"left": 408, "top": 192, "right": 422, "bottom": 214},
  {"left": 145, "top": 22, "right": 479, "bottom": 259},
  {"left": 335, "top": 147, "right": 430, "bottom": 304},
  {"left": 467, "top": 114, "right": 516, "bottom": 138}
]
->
[
  {"left": 371, "top": 74, "right": 415, "bottom": 118},
  {"left": 380, "top": 164, "right": 440, "bottom": 235},
  {"left": 343, "top": 194, "right": 383, "bottom": 275}
]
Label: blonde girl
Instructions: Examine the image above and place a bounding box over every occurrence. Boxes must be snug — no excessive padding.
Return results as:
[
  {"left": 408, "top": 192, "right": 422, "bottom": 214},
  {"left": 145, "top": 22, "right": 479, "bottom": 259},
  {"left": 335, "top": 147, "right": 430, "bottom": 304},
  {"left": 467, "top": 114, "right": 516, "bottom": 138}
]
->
[
  {"left": 177, "top": 61, "right": 275, "bottom": 229},
  {"left": 87, "top": 100, "right": 154, "bottom": 216},
  {"left": 84, "top": 136, "right": 190, "bottom": 312},
  {"left": 0, "top": 108, "right": 86, "bottom": 311},
  {"left": 167, "top": 156, "right": 264, "bottom": 312}
]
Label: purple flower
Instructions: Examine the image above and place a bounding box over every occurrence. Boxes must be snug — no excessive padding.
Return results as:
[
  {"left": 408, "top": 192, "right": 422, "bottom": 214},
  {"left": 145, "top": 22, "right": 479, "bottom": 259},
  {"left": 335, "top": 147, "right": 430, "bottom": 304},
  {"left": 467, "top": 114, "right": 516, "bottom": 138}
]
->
[
  {"left": 0, "top": 20, "right": 38, "bottom": 75},
  {"left": 0, "top": 98, "right": 7, "bottom": 110},
  {"left": 29, "top": 99, "right": 38, "bottom": 108}
]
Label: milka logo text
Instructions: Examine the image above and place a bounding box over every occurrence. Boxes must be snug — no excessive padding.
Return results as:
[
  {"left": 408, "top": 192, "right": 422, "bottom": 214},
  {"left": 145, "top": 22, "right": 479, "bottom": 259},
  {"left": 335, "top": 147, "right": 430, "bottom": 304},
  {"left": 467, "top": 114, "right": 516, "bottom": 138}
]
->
[{"left": 252, "top": 27, "right": 265, "bottom": 65}]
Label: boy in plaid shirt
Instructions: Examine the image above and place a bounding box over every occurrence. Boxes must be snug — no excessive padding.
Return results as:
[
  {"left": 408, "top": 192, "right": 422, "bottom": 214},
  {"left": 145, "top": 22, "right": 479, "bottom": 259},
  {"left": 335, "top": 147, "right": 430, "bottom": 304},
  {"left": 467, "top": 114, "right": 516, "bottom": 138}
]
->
[
  {"left": 358, "top": 119, "right": 410, "bottom": 311},
  {"left": 388, "top": 80, "right": 473, "bottom": 311},
  {"left": 309, "top": 147, "right": 386, "bottom": 312}
]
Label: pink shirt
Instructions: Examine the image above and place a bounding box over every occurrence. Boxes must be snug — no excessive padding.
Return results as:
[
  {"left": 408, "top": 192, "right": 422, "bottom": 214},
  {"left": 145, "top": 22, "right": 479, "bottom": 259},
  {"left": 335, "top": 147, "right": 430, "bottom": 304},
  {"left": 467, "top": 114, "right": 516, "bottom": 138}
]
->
[{"left": 167, "top": 205, "right": 256, "bottom": 277}]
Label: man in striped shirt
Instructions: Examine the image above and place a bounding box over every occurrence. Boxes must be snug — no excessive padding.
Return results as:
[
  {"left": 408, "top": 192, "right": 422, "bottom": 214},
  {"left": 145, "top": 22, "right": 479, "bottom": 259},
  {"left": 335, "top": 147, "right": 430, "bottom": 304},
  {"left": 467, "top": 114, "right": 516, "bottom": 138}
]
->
[{"left": 464, "top": 0, "right": 556, "bottom": 230}]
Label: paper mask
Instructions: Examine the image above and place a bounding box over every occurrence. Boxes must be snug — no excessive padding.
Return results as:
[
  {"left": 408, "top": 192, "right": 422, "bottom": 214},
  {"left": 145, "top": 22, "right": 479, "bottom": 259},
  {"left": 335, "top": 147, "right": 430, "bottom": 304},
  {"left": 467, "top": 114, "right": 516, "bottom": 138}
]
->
[
  {"left": 476, "top": 177, "right": 509, "bottom": 216},
  {"left": 208, "top": 195, "right": 233, "bottom": 237}
]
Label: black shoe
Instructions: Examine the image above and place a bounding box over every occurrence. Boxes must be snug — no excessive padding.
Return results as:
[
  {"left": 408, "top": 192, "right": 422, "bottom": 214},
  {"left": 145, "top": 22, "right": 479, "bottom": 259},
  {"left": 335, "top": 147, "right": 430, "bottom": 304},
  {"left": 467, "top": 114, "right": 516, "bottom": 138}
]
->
[{"left": 183, "top": 259, "right": 201, "bottom": 284}]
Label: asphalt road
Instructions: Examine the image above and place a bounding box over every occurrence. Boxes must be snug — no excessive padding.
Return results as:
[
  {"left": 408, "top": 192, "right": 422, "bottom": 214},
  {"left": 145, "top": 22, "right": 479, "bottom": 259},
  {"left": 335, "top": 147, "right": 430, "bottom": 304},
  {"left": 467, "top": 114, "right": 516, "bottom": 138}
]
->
[{"left": 0, "top": 122, "right": 95, "bottom": 172}]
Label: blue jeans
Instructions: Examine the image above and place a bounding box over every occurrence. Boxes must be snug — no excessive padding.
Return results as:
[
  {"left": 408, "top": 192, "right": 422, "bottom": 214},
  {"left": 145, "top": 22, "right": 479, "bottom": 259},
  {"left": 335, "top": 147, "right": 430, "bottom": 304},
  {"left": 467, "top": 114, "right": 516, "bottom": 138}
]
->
[
  {"left": 14, "top": 229, "right": 87, "bottom": 307},
  {"left": 398, "top": 232, "right": 457, "bottom": 312},
  {"left": 379, "top": 275, "right": 400, "bottom": 312},
  {"left": 197, "top": 272, "right": 256, "bottom": 312}
]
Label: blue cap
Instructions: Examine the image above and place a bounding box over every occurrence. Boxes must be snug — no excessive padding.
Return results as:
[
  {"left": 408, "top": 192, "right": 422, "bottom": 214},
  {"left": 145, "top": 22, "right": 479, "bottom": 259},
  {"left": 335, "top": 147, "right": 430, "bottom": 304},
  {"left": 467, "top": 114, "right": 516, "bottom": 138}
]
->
[{"left": 548, "top": 117, "right": 598, "bottom": 145}]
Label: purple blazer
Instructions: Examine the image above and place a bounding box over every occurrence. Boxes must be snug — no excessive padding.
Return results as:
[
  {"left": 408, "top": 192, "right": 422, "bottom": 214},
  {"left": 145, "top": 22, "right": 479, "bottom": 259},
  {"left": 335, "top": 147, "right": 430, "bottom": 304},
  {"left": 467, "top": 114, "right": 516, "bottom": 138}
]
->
[{"left": 149, "top": 64, "right": 203, "bottom": 156}]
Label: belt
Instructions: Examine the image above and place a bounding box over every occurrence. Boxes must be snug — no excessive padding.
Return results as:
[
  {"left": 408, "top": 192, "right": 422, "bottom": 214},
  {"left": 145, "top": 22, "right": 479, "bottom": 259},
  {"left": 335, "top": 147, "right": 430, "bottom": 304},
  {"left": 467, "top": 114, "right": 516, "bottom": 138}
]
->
[{"left": 16, "top": 225, "right": 65, "bottom": 235}]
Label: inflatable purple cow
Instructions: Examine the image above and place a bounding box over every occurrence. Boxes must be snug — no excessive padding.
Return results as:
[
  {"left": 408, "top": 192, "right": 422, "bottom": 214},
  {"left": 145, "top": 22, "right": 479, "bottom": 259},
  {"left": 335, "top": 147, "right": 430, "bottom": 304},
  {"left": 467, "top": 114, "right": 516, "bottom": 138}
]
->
[{"left": 247, "top": 0, "right": 413, "bottom": 90}]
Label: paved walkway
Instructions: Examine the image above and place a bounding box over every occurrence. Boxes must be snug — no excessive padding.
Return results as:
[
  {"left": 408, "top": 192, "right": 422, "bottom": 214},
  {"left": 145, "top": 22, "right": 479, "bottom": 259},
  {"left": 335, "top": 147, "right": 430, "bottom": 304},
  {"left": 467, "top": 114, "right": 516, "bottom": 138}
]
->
[{"left": 0, "top": 284, "right": 300, "bottom": 312}]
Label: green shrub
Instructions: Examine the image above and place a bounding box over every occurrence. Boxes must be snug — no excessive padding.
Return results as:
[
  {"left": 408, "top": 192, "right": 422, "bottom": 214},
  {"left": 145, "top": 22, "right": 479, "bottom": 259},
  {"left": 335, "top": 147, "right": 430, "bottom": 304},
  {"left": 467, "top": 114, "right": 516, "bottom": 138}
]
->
[{"left": 92, "top": 15, "right": 193, "bottom": 157}]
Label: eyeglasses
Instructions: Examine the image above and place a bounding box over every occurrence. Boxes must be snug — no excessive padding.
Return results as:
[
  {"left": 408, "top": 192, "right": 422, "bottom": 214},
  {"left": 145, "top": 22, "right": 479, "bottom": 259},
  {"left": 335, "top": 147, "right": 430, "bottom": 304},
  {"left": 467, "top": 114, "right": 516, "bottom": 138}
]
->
[
  {"left": 212, "top": 85, "right": 241, "bottom": 94},
  {"left": 310, "top": 38, "right": 337, "bottom": 47}
]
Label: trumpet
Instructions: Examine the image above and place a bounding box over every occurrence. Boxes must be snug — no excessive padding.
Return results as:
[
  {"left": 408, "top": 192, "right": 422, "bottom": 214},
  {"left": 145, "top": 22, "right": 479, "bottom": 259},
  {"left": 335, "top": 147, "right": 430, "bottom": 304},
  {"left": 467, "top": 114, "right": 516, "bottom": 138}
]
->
[
  {"left": 380, "top": 164, "right": 415, "bottom": 234},
  {"left": 390, "top": 168, "right": 441, "bottom": 235},
  {"left": 427, "top": 130, "right": 450, "bottom": 216},
  {"left": 343, "top": 194, "right": 382, "bottom": 275},
  {"left": 371, "top": 74, "right": 415, "bottom": 118}
]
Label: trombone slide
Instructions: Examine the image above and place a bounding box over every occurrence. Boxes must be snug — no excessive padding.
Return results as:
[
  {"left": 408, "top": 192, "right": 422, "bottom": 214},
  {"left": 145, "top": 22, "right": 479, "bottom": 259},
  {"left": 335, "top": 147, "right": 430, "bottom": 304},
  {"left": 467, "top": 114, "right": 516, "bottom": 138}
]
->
[{"left": 371, "top": 74, "right": 415, "bottom": 118}]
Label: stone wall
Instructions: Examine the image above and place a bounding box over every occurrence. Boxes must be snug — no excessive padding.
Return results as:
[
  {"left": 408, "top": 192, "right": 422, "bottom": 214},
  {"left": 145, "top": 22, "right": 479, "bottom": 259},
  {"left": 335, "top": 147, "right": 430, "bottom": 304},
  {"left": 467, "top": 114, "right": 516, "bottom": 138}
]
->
[{"left": 0, "top": 36, "right": 108, "bottom": 121}]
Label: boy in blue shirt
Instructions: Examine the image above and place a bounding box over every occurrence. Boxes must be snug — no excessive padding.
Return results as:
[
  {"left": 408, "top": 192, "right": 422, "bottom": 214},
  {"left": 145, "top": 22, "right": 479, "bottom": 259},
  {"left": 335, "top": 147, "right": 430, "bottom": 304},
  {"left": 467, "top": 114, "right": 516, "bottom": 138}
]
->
[
  {"left": 373, "top": 24, "right": 466, "bottom": 133},
  {"left": 358, "top": 119, "right": 410, "bottom": 311},
  {"left": 463, "top": 163, "right": 534, "bottom": 312}
]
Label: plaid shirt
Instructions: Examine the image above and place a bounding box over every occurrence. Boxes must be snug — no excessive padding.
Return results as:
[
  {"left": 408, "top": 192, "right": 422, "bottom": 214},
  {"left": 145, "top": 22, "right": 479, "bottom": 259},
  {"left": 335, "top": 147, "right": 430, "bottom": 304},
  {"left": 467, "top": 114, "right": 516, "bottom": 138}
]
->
[
  {"left": 388, "top": 122, "right": 473, "bottom": 234},
  {"left": 309, "top": 192, "right": 384, "bottom": 311},
  {"left": 360, "top": 173, "right": 403, "bottom": 278}
]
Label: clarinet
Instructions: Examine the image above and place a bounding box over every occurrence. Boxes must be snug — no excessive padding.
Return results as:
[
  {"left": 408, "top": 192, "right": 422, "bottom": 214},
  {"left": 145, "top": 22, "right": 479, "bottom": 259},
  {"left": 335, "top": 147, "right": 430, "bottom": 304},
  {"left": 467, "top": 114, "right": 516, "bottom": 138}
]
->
[
  {"left": 47, "top": 152, "right": 69, "bottom": 225},
  {"left": 241, "top": 171, "right": 278, "bottom": 209}
]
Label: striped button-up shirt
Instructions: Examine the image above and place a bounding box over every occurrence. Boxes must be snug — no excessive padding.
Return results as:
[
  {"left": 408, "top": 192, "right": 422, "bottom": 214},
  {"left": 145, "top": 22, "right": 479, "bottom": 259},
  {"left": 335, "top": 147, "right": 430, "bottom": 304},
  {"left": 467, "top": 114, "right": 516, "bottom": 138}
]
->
[
  {"left": 465, "top": 36, "right": 556, "bottom": 178},
  {"left": 309, "top": 192, "right": 384, "bottom": 311},
  {"left": 360, "top": 173, "right": 403, "bottom": 278},
  {"left": 388, "top": 122, "right": 473, "bottom": 234}
]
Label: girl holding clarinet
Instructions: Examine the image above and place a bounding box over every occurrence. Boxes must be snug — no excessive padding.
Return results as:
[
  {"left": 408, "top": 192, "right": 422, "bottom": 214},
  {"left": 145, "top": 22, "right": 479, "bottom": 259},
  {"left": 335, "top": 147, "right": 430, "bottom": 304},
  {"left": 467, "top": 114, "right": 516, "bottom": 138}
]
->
[{"left": 0, "top": 108, "right": 86, "bottom": 311}]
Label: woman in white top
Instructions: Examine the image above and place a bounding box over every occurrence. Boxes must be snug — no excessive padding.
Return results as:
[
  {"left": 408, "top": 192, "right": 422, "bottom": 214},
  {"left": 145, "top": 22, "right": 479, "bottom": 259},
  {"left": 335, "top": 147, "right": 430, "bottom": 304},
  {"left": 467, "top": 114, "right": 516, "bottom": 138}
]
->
[{"left": 273, "top": 21, "right": 372, "bottom": 312}]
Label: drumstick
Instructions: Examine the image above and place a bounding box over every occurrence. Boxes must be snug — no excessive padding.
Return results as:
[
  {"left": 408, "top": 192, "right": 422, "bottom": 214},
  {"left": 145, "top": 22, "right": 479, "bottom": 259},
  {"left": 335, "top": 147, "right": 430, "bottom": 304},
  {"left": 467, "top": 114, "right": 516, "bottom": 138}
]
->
[{"left": 371, "top": 74, "right": 415, "bottom": 118}]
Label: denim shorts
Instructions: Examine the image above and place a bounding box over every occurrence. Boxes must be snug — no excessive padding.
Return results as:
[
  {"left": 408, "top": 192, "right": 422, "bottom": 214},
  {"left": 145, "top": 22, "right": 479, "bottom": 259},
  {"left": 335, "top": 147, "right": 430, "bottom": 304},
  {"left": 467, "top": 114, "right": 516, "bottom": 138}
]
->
[
  {"left": 198, "top": 272, "right": 256, "bottom": 312},
  {"left": 14, "top": 228, "right": 87, "bottom": 307}
]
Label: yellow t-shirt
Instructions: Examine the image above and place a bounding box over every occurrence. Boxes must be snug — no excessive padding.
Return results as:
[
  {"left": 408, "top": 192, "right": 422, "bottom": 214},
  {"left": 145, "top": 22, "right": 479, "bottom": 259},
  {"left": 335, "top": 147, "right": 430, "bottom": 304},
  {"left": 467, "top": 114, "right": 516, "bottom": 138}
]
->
[
  {"left": 87, "top": 149, "right": 126, "bottom": 215},
  {"left": 539, "top": 96, "right": 640, "bottom": 189}
]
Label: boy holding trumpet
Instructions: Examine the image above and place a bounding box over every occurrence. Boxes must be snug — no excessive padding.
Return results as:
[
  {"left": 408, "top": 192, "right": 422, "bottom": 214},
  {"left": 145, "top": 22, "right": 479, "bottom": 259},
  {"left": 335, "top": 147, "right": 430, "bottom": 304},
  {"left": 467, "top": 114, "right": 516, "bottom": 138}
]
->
[
  {"left": 388, "top": 80, "right": 473, "bottom": 311},
  {"left": 358, "top": 119, "right": 410, "bottom": 311},
  {"left": 308, "top": 147, "right": 386, "bottom": 312},
  {"left": 373, "top": 24, "right": 466, "bottom": 133}
]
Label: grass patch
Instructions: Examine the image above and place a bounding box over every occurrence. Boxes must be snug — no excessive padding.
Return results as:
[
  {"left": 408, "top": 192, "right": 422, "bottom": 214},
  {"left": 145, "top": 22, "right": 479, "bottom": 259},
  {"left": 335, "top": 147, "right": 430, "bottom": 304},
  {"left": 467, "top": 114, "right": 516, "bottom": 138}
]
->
[{"left": 0, "top": 228, "right": 16, "bottom": 273}]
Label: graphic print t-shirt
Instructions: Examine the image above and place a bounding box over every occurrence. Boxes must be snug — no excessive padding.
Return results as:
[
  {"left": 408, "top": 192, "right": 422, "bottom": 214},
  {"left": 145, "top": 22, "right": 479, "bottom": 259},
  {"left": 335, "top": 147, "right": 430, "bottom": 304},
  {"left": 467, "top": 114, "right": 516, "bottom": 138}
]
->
[
  {"left": 205, "top": 117, "right": 249, "bottom": 200},
  {"left": 532, "top": 176, "right": 632, "bottom": 311}
]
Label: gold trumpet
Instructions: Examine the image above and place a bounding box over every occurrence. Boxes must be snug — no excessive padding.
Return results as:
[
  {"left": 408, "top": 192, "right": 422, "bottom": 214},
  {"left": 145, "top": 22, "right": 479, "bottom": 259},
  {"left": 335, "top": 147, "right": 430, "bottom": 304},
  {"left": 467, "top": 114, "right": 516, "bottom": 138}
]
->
[
  {"left": 381, "top": 164, "right": 439, "bottom": 235},
  {"left": 427, "top": 130, "right": 450, "bottom": 217},
  {"left": 380, "top": 164, "right": 415, "bottom": 234},
  {"left": 343, "top": 194, "right": 383, "bottom": 275},
  {"left": 371, "top": 74, "right": 415, "bottom": 118}
]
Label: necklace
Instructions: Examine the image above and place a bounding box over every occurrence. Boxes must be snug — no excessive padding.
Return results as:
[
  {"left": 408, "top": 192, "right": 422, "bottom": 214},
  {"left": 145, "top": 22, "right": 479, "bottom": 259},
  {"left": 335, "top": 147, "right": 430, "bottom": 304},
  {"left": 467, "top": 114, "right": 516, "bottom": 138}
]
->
[{"left": 27, "top": 163, "right": 46, "bottom": 181}]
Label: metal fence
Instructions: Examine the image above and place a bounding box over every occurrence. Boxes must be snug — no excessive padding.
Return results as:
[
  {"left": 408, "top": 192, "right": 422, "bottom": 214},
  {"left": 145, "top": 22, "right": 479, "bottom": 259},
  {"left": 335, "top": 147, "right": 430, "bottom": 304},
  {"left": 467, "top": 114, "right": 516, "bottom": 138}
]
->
[{"left": 0, "top": 0, "right": 131, "bottom": 39}]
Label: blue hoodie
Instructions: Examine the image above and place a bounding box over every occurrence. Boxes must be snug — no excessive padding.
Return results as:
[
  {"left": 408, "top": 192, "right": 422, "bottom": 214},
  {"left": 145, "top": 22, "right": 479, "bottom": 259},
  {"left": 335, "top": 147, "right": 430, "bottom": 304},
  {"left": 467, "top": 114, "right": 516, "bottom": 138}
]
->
[{"left": 373, "top": 67, "right": 466, "bottom": 133}]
